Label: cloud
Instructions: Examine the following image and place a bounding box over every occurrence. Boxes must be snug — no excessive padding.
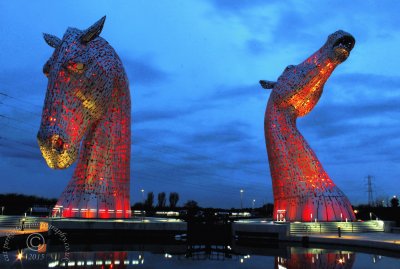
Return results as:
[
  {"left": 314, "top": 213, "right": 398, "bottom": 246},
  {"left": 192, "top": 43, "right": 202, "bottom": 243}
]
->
[
  {"left": 130, "top": 125, "right": 270, "bottom": 208},
  {"left": 185, "top": 120, "right": 252, "bottom": 146},
  {"left": 133, "top": 100, "right": 217, "bottom": 124},
  {"left": 133, "top": 109, "right": 184, "bottom": 124},
  {"left": 246, "top": 39, "right": 270, "bottom": 55},
  {"left": 0, "top": 133, "right": 42, "bottom": 160},
  {"left": 0, "top": 69, "right": 46, "bottom": 100},
  {"left": 0, "top": 139, "right": 41, "bottom": 161},
  {"left": 298, "top": 96, "right": 400, "bottom": 167},
  {"left": 123, "top": 57, "right": 170, "bottom": 86},
  {"left": 0, "top": 148, "right": 41, "bottom": 161},
  {"left": 270, "top": 10, "right": 317, "bottom": 46},
  {"left": 299, "top": 72, "right": 400, "bottom": 133},
  {"left": 207, "top": 83, "right": 265, "bottom": 102},
  {"left": 206, "top": 0, "right": 276, "bottom": 12},
  {"left": 331, "top": 73, "right": 400, "bottom": 91}
]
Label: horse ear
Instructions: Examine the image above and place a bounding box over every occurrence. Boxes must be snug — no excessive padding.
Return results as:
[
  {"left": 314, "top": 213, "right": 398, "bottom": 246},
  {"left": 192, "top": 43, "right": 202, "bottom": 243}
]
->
[
  {"left": 260, "top": 80, "right": 276, "bottom": 89},
  {"left": 43, "top": 33, "right": 61, "bottom": 48},
  {"left": 80, "top": 16, "right": 106, "bottom": 43}
]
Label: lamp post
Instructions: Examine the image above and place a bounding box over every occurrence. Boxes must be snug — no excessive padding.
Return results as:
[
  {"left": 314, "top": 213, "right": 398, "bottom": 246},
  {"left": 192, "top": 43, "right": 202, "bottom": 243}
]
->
[
  {"left": 1, "top": 206, "right": 4, "bottom": 215},
  {"left": 240, "top": 189, "right": 244, "bottom": 210},
  {"left": 141, "top": 189, "right": 145, "bottom": 221},
  {"left": 252, "top": 199, "right": 256, "bottom": 209}
]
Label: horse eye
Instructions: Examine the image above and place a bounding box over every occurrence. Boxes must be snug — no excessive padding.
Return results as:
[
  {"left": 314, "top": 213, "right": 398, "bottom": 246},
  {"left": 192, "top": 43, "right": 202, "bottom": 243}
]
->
[{"left": 67, "top": 62, "right": 85, "bottom": 74}]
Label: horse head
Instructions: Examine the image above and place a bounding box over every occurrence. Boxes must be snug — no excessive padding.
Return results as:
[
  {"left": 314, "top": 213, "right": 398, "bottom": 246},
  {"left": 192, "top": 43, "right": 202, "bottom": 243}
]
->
[
  {"left": 37, "top": 16, "right": 116, "bottom": 169},
  {"left": 261, "top": 30, "right": 355, "bottom": 117}
]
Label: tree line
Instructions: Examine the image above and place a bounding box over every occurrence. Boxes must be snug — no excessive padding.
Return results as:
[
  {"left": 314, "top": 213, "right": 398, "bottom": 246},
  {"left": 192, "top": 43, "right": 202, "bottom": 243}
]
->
[
  {"left": 134, "top": 191, "right": 181, "bottom": 210},
  {"left": 0, "top": 193, "right": 57, "bottom": 215}
]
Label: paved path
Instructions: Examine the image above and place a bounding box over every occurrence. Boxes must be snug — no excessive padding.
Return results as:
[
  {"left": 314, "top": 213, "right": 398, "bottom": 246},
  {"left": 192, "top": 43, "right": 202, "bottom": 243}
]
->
[
  {"left": 0, "top": 229, "right": 44, "bottom": 238},
  {"left": 290, "top": 232, "right": 400, "bottom": 251},
  {"left": 307, "top": 232, "right": 400, "bottom": 244}
]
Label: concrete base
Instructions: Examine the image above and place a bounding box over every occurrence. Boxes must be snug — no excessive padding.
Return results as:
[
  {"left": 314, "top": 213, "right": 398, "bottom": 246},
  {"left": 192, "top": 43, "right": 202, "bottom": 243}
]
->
[
  {"left": 48, "top": 217, "right": 187, "bottom": 238},
  {"left": 232, "top": 219, "right": 400, "bottom": 252},
  {"left": 289, "top": 233, "right": 400, "bottom": 252},
  {"left": 232, "top": 220, "right": 290, "bottom": 240}
]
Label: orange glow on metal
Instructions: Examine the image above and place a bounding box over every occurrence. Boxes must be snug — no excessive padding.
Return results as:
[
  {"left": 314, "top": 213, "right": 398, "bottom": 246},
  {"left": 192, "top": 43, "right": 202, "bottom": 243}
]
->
[{"left": 262, "top": 31, "right": 356, "bottom": 221}]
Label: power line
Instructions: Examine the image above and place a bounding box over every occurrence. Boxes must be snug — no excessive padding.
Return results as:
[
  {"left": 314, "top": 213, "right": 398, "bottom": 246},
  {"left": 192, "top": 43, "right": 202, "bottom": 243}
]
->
[
  {"left": 0, "top": 93, "right": 267, "bottom": 180},
  {"left": 0, "top": 136, "right": 37, "bottom": 150},
  {"left": 0, "top": 114, "right": 38, "bottom": 128},
  {"left": 1, "top": 91, "right": 264, "bottom": 165},
  {"left": 0, "top": 120, "right": 266, "bottom": 188},
  {"left": 135, "top": 136, "right": 268, "bottom": 176},
  {"left": 366, "top": 175, "right": 374, "bottom": 206},
  {"left": 1, "top": 135, "right": 267, "bottom": 197},
  {"left": 0, "top": 123, "right": 268, "bottom": 195},
  {"left": 0, "top": 101, "right": 42, "bottom": 117},
  {"left": 134, "top": 148, "right": 265, "bottom": 185},
  {"left": 0, "top": 92, "right": 271, "bottom": 202},
  {"left": 0, "top": 92, "right": 42, "bottom": 109},
  {"left": 0, "top": 92, "right": 268, "bottom": 177}
]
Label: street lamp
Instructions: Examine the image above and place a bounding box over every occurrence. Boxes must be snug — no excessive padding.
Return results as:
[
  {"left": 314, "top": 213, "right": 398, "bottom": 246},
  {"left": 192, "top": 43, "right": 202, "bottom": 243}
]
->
[
  {"left": 1, "top": 206, "right": 4, "bottom": 215},
  {"left": 252, "top": 199, "right": 256, "bottom": 209},
  {"left": 140, "top": 189, "right": 145, "bottom": 221},
  {"left": 240, "top": 189, "right": 244, "bottom": 210}
]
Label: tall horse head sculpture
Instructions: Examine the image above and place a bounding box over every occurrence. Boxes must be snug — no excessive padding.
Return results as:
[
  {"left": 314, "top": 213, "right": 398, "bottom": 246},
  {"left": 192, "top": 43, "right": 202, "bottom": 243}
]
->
[
  {"left": 37, "top": 16, "right": 131, "bottom": 218},
  {"left": 261, "top": 30, "right": 356, "bottom": 221}
]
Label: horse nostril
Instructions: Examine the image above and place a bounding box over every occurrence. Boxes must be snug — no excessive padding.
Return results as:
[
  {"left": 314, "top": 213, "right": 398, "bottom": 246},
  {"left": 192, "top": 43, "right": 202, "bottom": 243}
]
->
[{"left": 51, "top": 135, "right": 65, "bottom": 153}]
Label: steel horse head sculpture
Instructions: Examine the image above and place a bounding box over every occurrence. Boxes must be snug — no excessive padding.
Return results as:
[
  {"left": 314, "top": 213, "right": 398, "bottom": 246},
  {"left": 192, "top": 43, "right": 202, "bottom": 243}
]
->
[
  {"left": 37, "top": 16, "right": 131, "bottom": 218},
  {"left": 260, "top": 30, "right": 356, "bottom": 221}
]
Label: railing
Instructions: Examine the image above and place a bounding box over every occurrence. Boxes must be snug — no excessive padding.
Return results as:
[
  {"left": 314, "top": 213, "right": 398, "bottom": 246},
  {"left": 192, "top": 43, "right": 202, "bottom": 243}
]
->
[
  {"left": 0, "top": 215, "right": 43, "bottom": 229},
  {"left": 289, "top": 220, "right": 384, "bottom": 235}
]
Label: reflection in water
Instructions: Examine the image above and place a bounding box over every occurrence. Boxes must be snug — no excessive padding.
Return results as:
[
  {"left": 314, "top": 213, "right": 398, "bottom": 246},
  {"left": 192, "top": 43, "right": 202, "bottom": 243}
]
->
[
  {"left": 371, "top": 254, "right": 382, "bottom": 264},
  {"left": 48, "top": 251, "right": 134, "bottom": 268},
  {"left": 2, "top": 243, "right": 400, "bottom": 268},
  {"left": 184, "top": 244, "right": 233, "bottom": 260},
  {"left": 276, "top": 248, "right": 355, "bottom": 269}
]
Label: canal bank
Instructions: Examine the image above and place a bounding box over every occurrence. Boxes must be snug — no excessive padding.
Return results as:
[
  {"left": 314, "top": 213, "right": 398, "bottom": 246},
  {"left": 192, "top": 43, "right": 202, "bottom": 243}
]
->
[
  {"left": 232, "top": 219, "right": 400, "bottom": 252},
  {"left": 2, "top": 216, "right": 400, "bottom": 253}
]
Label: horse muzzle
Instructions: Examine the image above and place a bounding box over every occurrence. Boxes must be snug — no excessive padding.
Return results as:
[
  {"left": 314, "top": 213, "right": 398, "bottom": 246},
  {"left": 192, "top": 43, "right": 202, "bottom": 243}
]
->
[{"left": 37, "top": 132, "right": 77, "bottom": 169}]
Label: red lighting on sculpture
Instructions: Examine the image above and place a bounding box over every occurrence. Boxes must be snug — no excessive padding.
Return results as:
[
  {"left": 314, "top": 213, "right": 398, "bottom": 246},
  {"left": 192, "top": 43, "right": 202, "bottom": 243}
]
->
[
  {"left": 37, "top": 16, "right": 131, "bottom": 218},
  {"left": 260, "top": 31, "right": 356, "bottom": 221}
]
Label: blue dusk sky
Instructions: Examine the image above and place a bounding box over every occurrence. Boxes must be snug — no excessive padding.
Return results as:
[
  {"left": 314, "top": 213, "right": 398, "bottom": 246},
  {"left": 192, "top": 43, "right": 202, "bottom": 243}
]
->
[{"left": 0, "top": 1, "right": 399, "bottom": 208}]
